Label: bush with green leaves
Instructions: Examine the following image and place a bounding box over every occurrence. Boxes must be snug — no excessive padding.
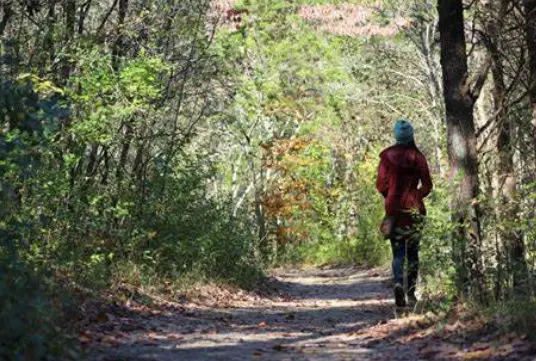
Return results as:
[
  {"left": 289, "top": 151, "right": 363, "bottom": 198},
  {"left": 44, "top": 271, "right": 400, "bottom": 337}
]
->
[
  {"left": 0, "top": 253, "right": 65, "bottom": 361},
  {"left": 124, "top": 159, "right": 264, "bottom": 288}
]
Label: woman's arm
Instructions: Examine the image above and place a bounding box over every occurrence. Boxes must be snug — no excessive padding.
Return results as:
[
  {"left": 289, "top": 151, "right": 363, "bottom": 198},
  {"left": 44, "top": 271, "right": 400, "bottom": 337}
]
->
[
  {"left": 376, "top": 157, "right": 389, "bottom": 197},
  {"left": 419, "top": 155, "right": 433, "bottom": 198}
]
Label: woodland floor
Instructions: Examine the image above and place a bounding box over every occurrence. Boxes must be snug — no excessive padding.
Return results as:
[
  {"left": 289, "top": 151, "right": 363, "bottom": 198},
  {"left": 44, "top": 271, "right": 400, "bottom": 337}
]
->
[{"left": 82, "top": 267, "right": 536, "bottom": 361}]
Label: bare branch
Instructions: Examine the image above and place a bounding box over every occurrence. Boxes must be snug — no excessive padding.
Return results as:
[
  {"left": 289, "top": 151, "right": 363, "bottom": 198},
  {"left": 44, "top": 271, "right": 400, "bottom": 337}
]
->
[{"left": 96, "top": 0, "right": 119, "bottom": 36}]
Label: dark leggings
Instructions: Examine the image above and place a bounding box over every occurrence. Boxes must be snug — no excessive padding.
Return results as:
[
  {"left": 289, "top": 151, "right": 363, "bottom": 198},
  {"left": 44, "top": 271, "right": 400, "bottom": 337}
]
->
[{"left": 390, "top": 235, "right": 420, "bottom": 293}]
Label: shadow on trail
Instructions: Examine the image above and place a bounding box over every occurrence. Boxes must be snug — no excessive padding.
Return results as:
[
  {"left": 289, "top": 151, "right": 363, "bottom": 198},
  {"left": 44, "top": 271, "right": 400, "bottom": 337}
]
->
[
  {"left": 86, "top": 268, "right": 396, "bottom": 361},
  {"left": 272, "top": 267, "right": 391, "bottom": 302},
  {"left": 87, "top": 308, "right": 387, "bottom": 361},
  {"left": 275, "top": 278, "right": 390, "bottom": 302}
]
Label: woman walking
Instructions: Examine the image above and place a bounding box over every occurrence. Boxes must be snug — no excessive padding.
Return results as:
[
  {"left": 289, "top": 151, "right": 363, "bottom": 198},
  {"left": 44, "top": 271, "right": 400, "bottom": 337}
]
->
[{"left": 376, "top": 120, "right": 433, "bottom": 307}]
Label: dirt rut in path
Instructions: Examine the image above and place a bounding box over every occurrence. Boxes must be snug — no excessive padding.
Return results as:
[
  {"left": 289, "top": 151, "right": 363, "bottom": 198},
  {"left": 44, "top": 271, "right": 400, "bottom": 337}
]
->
[{"left": 86, "top": 267, "right": 394, "bottom": 360}]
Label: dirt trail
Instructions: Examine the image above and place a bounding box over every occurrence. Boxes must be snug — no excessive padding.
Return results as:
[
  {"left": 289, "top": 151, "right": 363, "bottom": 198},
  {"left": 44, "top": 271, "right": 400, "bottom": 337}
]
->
[{"left": 84, "top": 268, "right": 535, "bottom": 361}]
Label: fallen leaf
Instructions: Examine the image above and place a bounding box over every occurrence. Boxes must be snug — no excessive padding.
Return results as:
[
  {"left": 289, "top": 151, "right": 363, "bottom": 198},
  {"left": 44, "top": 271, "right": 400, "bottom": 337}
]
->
[
  {"left": 471, "top": 342, "right": 490, "bottom": 351},
  {"left": 444, "top": 320, "right": 463, "bottom": 333},
  {"left": 79, "top": 334, "right": 92, "bottom": 344},
  {"left": 463, "top": 349, "right": 493, "bottom": 360},
  {"left": 95, "top": 312, "right": 110, "bottom": 323},
  {"left": 101, "top": 335, "right": 120, "bottom": 345}
]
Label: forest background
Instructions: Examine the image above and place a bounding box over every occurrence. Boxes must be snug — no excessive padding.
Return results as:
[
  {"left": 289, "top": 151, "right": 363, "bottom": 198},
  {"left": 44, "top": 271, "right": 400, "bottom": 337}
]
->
[{"left": 1, "top": 0, "right": 536, "bottom": 358}]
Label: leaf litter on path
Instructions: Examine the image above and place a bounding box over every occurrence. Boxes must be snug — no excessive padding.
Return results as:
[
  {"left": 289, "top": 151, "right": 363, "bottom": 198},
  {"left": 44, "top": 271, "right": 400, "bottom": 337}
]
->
[{"left": 82, "top": 267, "right": 536, "bottom": 361}]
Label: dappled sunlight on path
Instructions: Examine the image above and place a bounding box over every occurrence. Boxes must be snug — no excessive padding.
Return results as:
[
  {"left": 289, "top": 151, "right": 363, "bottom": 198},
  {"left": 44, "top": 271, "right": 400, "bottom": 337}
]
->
[{"left": 85, "top": 267, "right": 535, "bottom": 361}]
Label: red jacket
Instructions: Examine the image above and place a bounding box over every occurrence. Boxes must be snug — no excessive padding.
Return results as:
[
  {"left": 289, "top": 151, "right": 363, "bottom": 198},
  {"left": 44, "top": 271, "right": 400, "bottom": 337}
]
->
[{"left": 376, "top": 144, "right": 432, "bottom": 225}]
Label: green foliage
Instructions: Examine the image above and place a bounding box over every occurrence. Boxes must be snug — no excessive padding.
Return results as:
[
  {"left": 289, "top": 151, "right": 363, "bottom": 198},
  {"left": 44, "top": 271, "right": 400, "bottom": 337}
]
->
[
  {"left": 1, "top": 0, "right": 536, "bottom": 357},
  {"left": 419, "top": 180, "right": 458, "bottom": 302},
  {"left": 0, "top": 256, "right": 65, "bottom": 361},
  {"left": 127, "top": 160, "right": 264, "bottom": 288},
  {"left": 0, "top": 2, "right": 263, "bottom": 358}
]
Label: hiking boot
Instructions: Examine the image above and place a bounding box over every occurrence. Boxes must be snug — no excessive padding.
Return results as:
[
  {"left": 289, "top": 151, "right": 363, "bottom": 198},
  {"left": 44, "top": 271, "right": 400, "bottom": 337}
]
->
[
  {"left": 394, "top": 283, "right": 406, "bottom": 307},
  {"left": 407, "top": 291, "right": 418, "bottom": 306}
]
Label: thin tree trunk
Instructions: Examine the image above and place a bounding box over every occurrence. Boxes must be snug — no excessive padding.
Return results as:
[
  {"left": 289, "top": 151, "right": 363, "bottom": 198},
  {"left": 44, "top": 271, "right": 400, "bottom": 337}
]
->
[
  {"left": 78, "top": 0, "right": 92, "bottom": 34},
  {"left": 61, "top": 0, "right": 76, "bottom": 80},
  {"left": 524, "top": 0, "right": 536, "bottom": 179},
  {"left": 420, "top": 18, "right": 445, "bottom": 175},
  {"left": 249, "top": 155, "right": 267, "bottom": 255},
  {"left": 45, "top": 0, "right": 57, "bottom": 71},
  {"left": 86, "top": 144, "right": 99, "bottom": 177},
  {"left": 116, "top": 123, "right": 133, "bottom": 190},
  {"left": 0, "top": 3, "right": 13, "bottom": 36},
  {"left": 96, "top": 0, "right": 119, "bottom": 35},
  {"left": 487, "top": 0, "right": 529, "bottom": 297},
  {"left": 102, "top": 147, "right": 110, "bottom": 185},
  {"left": 112, "top": 0, "right": 129, "bottom": 209},
  {"left": 112, "top": 0, "right": 128, "bottom": 71},
  {"left": 526, "top": 0, "right": 536, "bottom": 116}
]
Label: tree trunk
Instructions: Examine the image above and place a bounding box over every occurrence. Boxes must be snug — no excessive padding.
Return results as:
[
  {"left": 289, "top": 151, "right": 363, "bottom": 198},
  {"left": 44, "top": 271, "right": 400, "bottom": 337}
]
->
[
  {"left": 45, "top": 0, "right": 57, "bottom": 70},
  {"left": 112, "top": 0, "right": 129, "bottom": 208},
  {"left": 526, "top": 0, "right": 536, "bottom": 113},
  {"left": 112, "top": 0, "right": 128, "bottom": 71},
  {"left": 116, "top": 122, "right": 133, "bottom": 190},
  {"left": 487, "top": 0, "right": 529, "bottom": 298},
  {"left": 78, "top": 0, "right": 92, "bottom": 34},
  {"left": 0, "top": 3, "right": 13, "bottom": 36},
  {"left": 437, "top": 0, "right": 485, "bottom": 299},
  {"left": 61, "top": 0, "right": 76, "bottom": 80},
  {"left": 525, "top": 0, "right": 536, "bottom": 176},
  {"left": 249, "top": 154, "right": 267, "bottom": 255}
]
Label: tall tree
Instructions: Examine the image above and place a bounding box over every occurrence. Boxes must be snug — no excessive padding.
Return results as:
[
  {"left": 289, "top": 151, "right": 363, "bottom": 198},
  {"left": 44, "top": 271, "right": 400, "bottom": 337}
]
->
[
  {"left": 485, "top": 0, "right": 529, "bottom": 297},
  {"left": 437, "top": 0, "right": 490, "bottom": 298},
  {"left": 0, "top": 2, "right": 13, "bottom": 36},
  {"left": 61, "top": 0, "right": 76, "bottom": 80},
  {"left": 525, "top": 0, "right": 536, "bottom": 150}
]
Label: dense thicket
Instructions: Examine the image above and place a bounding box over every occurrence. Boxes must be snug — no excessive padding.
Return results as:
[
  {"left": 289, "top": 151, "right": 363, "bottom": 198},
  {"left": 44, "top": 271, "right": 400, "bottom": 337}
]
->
[
  {"left": 1, "top": 0, "right": 536, "bottom": 358},
  {"left": 1, "top": 1, "right": 258, "bottom": 358}
]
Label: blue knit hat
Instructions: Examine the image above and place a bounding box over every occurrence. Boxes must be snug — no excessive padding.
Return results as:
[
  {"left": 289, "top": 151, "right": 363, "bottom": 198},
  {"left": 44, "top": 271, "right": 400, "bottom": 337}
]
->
[{"left": 394, "top": 119, "right": 414, "bottom": 145}]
